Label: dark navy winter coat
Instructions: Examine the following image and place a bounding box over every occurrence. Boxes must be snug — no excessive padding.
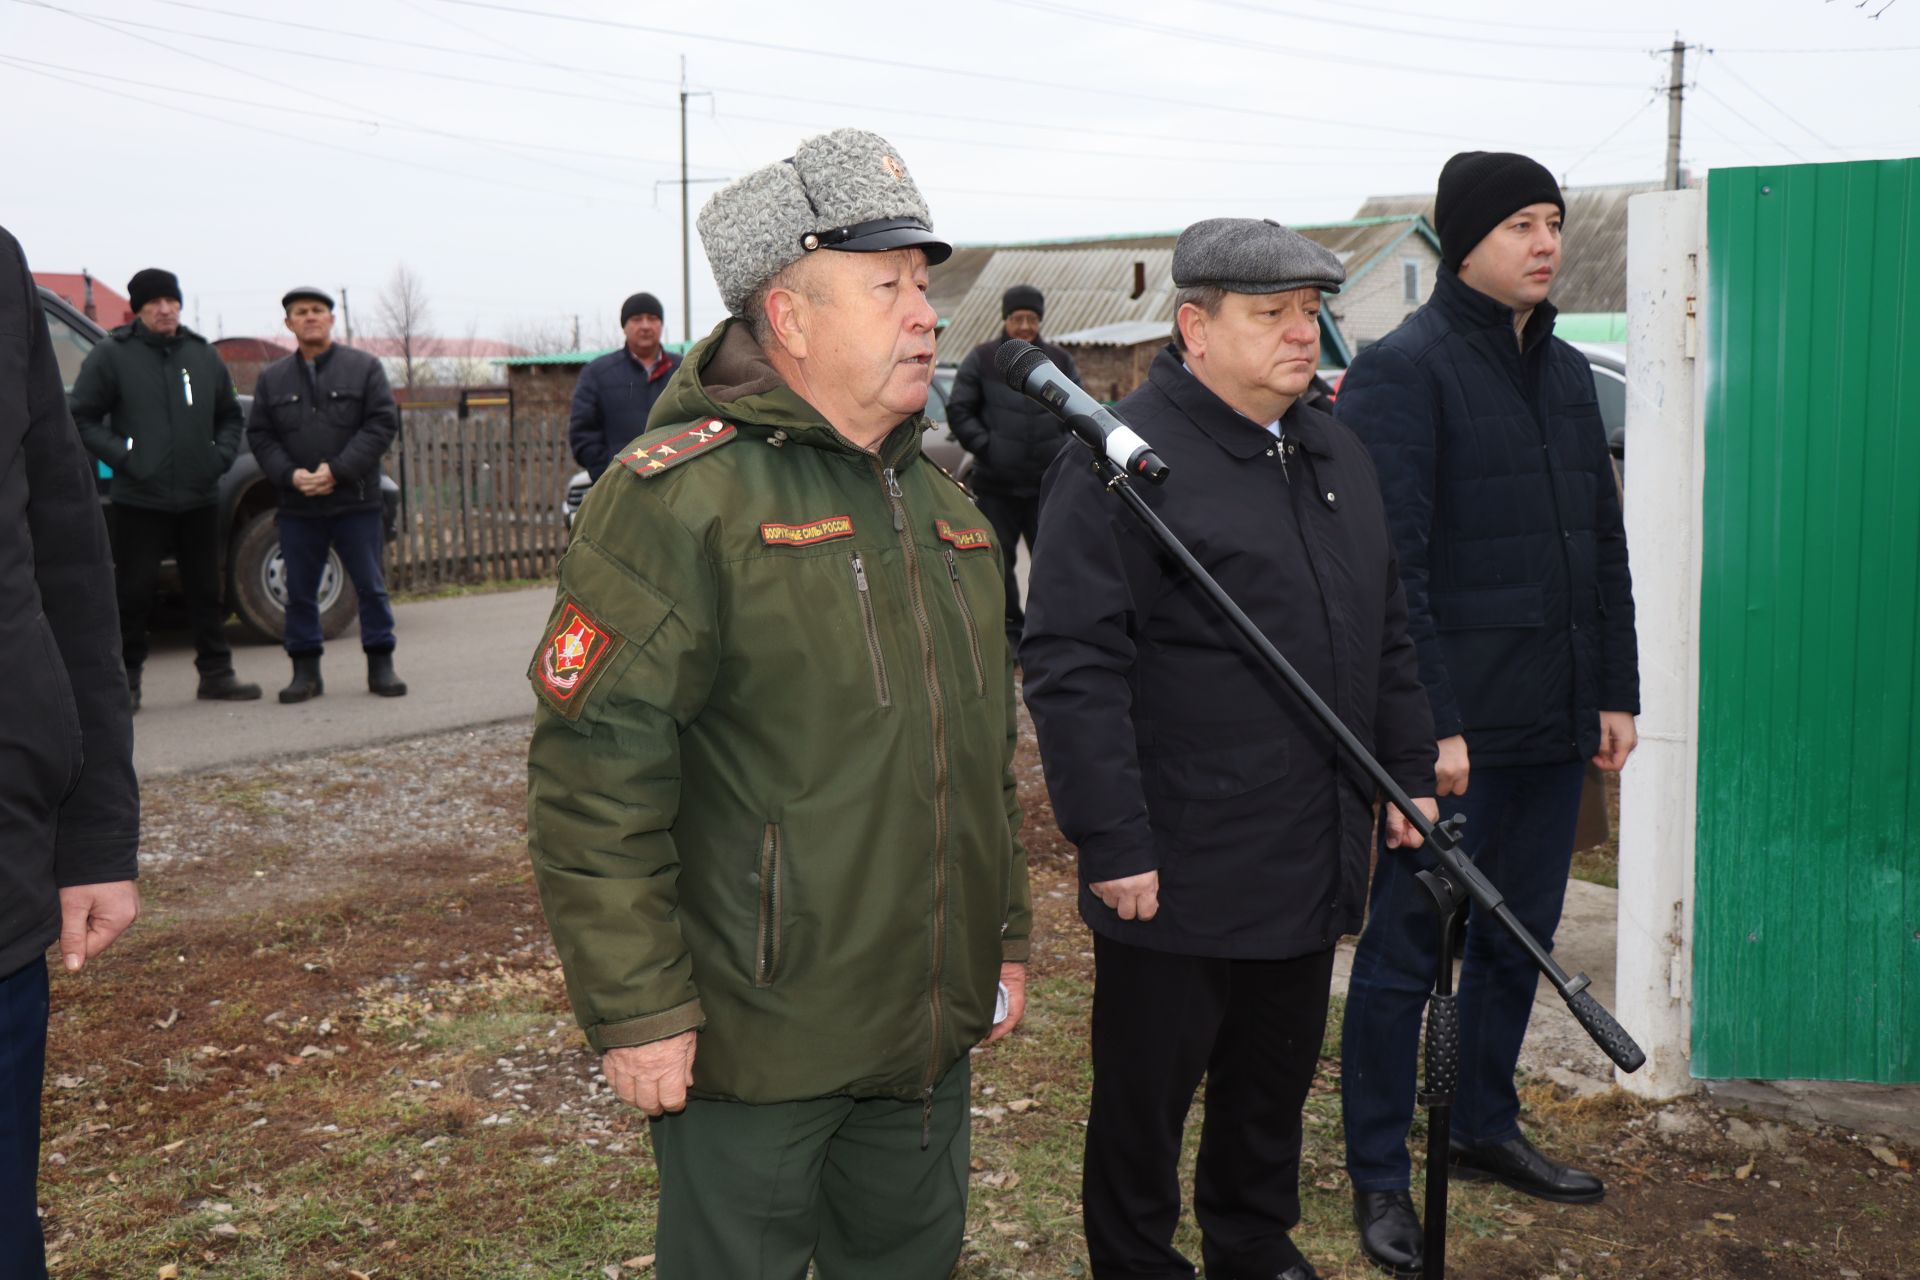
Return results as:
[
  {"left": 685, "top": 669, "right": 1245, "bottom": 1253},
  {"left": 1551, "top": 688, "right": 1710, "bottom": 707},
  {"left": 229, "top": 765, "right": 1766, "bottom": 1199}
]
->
[
  {"left": 568, "top": 346, "right": 679, "bottom": 482},
  {"left": 1334, "top": 267, "right": 1638, "bottom": 769}
]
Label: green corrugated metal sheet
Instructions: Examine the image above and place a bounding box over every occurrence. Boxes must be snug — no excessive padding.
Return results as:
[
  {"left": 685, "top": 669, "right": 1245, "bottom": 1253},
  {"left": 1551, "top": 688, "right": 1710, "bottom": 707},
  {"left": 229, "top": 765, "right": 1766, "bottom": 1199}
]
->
[
  {"left": 1695, "top": 159, "right": 1920, "bottom": 1082},
  {"left": 496, "top": 339, "right": 693, "bottom": 367}
]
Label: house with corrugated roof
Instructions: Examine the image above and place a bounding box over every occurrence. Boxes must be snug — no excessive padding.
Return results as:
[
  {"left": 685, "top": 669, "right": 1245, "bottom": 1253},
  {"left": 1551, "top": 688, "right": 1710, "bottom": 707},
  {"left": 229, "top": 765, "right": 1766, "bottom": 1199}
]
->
[{"left": 932, "top": 216, "right": 1439, "bottom": 399}]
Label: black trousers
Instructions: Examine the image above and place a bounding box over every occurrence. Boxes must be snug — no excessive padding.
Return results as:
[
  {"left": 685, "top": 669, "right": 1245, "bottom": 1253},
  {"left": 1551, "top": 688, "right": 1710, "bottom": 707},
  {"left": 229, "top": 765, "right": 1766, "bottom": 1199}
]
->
[
  {"left": 1084, "top": 933, "right": 1336, "bottom": 1280},
  {"left": 970, "top": 488, "right": 1039, "bottom": 646},
  {"left": 109, "top": 503, "right": 231, "bottom": 677}
]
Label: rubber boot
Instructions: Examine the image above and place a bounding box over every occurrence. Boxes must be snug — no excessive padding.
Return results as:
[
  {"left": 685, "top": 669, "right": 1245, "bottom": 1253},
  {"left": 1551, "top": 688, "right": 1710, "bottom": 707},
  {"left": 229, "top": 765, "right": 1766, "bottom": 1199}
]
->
[
  {"left": 366, "top": 648, "right": 408, "bottom": 698},
  {"left": 278, "top": 652, "right": 324, "bottom": 704},
  {"left": 197, "top": 670, "right": 263, "bottom": 701}
]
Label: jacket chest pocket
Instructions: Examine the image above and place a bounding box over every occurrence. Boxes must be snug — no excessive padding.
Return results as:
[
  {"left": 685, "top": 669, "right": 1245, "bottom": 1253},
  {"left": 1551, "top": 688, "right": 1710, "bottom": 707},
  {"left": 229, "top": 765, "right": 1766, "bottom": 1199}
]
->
[
  {"left": 325, "top": 389, "right": 364, "bottom": 424},
  {"left": 847, "top": 551, "right": 893, "bottom": 707},
  {"left": 266, "top": 392, "right": 303, "bottom": 428}
]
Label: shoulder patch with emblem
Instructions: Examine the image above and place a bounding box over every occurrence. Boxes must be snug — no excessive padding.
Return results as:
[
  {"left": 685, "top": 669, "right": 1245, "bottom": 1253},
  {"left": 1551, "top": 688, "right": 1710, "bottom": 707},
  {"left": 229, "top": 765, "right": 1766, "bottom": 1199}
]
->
[
  {"left": 530, "top": 600, "right": 626, "bottom": 719},
  {"left": 617, "top": 418, "right": 736, "bottom": 478},
  {"left": 761, "top": 514, "right": 855, "bottom": 546},
  {"left": 934, "top": 518, "right": 993, "bottom": 551}
]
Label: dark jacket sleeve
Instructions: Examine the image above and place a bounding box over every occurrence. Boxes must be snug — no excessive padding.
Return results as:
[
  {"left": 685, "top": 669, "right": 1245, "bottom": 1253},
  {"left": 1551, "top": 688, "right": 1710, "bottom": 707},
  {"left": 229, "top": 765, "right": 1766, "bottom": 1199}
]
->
[
  {"left": 947, "top": 346, "right": 991, "bottom": 458},
  {"left": 568, "top": 364, "right": 609, "bottom": 473},
  {"left": 1337, "top": 346, "right": 1461, "bottom": 739},
  {"left": 1591, "top": 409, "right": 1640, "bottom": 714},
  {"left": 1018, "top": 453, "right": 1162, "bottom": 884},
  {"left": 12, "top": 237, "right": 139, "bottom": 883},
  {"left": 1372, "top": 518, "right": 1440, "bottom": 797},
  {"left": 210, "top": 351, "right": 244, "bottom": 469},
  {"left": 69, "top": 341, "right": 128, "bottom": 469},
  {"left": 246, "top": 364, "right": 299, "bottom": 490},
  {"left": 328, "top": 356, "right": 399, "bottom": 484}
]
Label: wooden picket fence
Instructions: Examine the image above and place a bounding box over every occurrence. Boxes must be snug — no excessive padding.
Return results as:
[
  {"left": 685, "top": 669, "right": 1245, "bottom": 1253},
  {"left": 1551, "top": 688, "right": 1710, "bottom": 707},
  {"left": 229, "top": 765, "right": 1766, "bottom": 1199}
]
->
[{"left": 386, "top": 402, "right": 577, "bottom": 592}]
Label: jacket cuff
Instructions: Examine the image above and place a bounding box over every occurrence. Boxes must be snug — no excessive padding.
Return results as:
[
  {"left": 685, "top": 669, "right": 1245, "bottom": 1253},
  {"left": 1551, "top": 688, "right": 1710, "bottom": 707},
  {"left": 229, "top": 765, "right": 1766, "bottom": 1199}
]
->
[
  {"left": 586, "top": 998, "right": 706, "bottom": 1052},
  {"left": 1076, "top": 829, "right": 1159, "bottom": 886},
  {"left": 1000, "top": 936, "right": 1030, "bottom": 964}
]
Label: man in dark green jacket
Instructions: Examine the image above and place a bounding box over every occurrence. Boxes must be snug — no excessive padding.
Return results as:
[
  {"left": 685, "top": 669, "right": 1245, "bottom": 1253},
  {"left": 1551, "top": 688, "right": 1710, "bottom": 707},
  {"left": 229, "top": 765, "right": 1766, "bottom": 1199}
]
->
[
  {"left": 71, "top": 267, "right": 257, "bottom": 708},
  {"left": 527, "top": 128, "right": 1030, "bottom": 1279}
]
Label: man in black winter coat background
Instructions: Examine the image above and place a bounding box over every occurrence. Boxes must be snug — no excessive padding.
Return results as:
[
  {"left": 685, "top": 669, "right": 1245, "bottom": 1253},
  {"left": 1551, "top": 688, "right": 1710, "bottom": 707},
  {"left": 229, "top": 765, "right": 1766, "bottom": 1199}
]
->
[
  {"left": 70, "top": 266, "right": 260, "bottom": 710},
  {"left": 1336, "top": 152, "right": 1640, "bottom": 1279},
  {"left": 247, "top": 286, "right": 406, "bottom": 704},
  {"left": 1023, "top": 219, "right": 1438, "bottom": 1280},
  {"left": 567, "top": 291, "right": 680, "bottom": 483},
  {"left": 946, "top": 284, "right": 1077, "bottom": 649},
  {"left": 1, "top": 225, "right": 141, "bottom": 1280}
]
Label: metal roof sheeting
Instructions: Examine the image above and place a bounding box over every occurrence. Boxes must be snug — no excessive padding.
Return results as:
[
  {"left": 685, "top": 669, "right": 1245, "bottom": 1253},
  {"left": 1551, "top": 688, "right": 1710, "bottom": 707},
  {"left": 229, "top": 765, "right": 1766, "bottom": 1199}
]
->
[
  {"left": 1050, "top": 319, "right": 1177, "bottom": 347},
  {"left": 937, "top": 248, "right": 1177, "bottom": 360}
]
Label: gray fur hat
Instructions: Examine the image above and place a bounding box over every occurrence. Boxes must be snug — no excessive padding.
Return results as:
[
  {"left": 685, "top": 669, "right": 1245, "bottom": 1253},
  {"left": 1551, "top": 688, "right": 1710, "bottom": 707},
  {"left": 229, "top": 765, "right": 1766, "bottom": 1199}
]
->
[
  {"left": 697, "top": 128, "right": 952, "bottom": 317},
  {"left": 1173, "top": 217, "right": 1345, "bottom": 296}
]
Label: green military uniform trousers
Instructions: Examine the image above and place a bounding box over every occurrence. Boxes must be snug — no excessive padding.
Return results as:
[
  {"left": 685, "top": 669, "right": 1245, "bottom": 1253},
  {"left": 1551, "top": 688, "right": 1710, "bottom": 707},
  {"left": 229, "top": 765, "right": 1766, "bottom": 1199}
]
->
[{"left": 648, "top": 1057, "right": 971, "bottom": 1279}]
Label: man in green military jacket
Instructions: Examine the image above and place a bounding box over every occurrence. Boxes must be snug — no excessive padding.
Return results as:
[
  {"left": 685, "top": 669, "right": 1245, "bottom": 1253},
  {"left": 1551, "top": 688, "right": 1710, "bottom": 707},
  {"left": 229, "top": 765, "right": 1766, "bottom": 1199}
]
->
[{"left": 526, "top": 128, "right": 1031, "bottom": 1278}]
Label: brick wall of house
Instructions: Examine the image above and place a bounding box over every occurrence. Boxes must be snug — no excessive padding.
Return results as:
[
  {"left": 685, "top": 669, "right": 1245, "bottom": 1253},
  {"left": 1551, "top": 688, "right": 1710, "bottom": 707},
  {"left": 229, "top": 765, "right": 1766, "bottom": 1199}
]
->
[{"left": 1065, "top": 339, "right": 1164, "bottom": 404}]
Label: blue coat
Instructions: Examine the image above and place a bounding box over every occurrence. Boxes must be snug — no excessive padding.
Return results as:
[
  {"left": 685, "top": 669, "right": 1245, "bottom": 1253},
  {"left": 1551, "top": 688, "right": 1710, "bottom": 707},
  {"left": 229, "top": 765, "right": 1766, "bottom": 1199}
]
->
[
  {"left": 568, "top": 346, "right": 680, "bottom": 481},
  {"left": 1335, "top": 268, "right": 1638, "bottom": 768}
]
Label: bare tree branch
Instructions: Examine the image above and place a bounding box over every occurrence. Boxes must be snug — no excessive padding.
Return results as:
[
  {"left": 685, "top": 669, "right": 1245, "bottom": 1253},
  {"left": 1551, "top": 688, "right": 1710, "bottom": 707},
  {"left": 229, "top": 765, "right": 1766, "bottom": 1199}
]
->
[{"left": 375, "top": 264, "right": 434, "bottom": 388}]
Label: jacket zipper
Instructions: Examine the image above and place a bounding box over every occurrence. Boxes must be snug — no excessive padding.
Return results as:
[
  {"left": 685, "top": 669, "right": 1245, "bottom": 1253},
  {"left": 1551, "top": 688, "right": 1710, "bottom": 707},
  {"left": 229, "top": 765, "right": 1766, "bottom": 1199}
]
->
[
  {"left": 848, "top": 552, "right": 892, "bottom": 706},
  {"left": 754, "top": 823, "right": 782, "bottom": 988},
  {"left": 943, "top": 549, "right": 986, "bottom": 696},
  {"left": 874, "top": 454, "right": 951, "bottom": 1148}
]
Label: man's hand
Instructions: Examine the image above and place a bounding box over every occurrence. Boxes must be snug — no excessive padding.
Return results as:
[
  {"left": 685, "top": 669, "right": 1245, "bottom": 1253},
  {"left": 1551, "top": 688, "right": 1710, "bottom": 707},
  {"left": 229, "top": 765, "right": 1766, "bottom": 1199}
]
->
[
  {"left": 1089, "top": 869, "right": 1159, "bottom": 921},
  {"left": 1385, "top": 797, "right": 1441, "bottom": 849},
  {"left": 291, "top": 465, "right": 337, "bottom": 497},
  {"left": 1593, "top": 711, "right": 1639, "bottom": 771},
  {"left": 983, "top": 962, "right": 1026, "bottom": 1045},
  {"left": 602, "top": 1031, "right": 698, "bottom": 1118},
  {"left": 1436, "top": 735, "right": 1470, "bottom": 797},
  {"left": 57, "top": 881, "right": 139, "bottom": 972},
  {"left": 314, "top": 461, "right": 336, "bottom": 493}
]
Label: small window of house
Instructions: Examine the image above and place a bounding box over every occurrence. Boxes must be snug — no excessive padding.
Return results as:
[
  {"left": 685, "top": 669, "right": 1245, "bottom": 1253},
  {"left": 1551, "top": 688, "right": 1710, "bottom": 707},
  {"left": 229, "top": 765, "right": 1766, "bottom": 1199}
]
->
[{"left": 1403, "top": 260, "right": 1421, "bottom": 304}]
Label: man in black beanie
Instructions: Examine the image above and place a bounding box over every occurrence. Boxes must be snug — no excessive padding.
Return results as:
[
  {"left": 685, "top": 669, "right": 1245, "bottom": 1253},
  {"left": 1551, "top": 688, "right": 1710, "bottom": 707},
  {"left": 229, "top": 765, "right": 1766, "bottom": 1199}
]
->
[
  {"left": 568, "top": 290, "right": 680, "bottom": 482},
  {"left": 946, "top": 283, "right": 1077, "bottom": 650},
  {"left": 72, "top": 266, "right": 258, "bottom": 708},
  {"left": 1334, "top": 152, "right": 1640, "bottom": 1276}
]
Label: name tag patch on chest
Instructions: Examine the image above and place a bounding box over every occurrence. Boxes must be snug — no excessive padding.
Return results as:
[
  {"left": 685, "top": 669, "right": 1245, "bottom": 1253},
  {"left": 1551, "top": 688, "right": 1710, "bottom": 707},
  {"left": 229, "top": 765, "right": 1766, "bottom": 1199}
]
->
[
  {"left": 934, "top": 519, "right": 993, "bottom": 551},
  {"left": 531, "top": 600, "right": 625, "bottom": 718},
  {"left": 760, "top": 515, "right": 855, "bottom": 546}
]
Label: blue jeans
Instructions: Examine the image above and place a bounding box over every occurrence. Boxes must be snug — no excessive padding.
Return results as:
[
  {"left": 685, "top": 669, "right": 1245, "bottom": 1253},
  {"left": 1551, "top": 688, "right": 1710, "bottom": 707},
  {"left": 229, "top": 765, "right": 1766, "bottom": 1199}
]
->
[
  {"left": 278, "top": 509, "right": 394, "bottom": 655},
  {"left": 0, "top": 957, "right": 49, "bottom": 1280},
  {"left": 1341, "top": 760, "right": 1586, "bottom": 1191}
]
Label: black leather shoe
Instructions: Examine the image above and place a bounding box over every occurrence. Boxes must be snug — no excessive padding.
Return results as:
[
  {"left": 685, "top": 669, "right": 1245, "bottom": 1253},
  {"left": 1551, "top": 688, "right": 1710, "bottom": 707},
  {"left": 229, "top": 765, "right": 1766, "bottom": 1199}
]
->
[
  {"left": 1274, "top": 1264, "right": 1321, "bottom": 1280},
  {"left": 1450, "top": 1135, "right": 1604, "bottom": 1203},
  {"left": 1354, "top": 1188, "right": 1424, "bottom": 1277},
  {"left": 197, "top": 671, "right": 263, "bottom": 701}
]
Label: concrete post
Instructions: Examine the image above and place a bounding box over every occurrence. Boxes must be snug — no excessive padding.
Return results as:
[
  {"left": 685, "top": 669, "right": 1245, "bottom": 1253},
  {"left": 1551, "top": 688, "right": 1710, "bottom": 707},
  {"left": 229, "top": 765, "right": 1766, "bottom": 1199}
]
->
[{"left": 1617, "top": 187, "right": 1708, "bottom": 1099}]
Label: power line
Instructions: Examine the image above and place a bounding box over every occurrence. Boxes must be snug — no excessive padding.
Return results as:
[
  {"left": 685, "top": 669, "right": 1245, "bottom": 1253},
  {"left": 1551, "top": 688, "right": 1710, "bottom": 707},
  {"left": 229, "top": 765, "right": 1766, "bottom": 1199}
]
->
[
  {"left": 995, "top": 0, "right": 1650, "bottom": 88},
  {"left": 1561, "top": 93, "right": 1662, "bottom": 185},
  {"left": 1159, "top": 0, "right": 1651, "bottom": 52},
  {"left": 1707, "top": 54, "right": 1850, "bottom": 158},
  {"left": 1262, "top": 0, "right": 1667, "bottom": 38},
  {"left": 1714, "top": 43, "right": 1920, "bottom": 53},
  {"left": 1693, "top": 85, "right": 1814, "bottom": 164}
]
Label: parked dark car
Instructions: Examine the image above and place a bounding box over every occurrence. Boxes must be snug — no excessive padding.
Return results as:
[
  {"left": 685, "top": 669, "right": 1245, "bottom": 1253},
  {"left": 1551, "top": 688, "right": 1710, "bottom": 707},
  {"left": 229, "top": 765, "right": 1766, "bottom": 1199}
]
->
[
  {"left": 41, "top": 286, "right": 399, "bottom": 641},
  {"left": 562, "top": 365, "right": 972, "bottom": 528}
]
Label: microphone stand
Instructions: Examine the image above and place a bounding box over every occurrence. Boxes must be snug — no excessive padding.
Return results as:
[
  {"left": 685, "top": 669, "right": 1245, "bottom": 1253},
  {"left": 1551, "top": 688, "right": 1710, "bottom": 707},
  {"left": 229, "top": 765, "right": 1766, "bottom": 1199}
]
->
[{"left": 1067, "top": 439, "right": 1645, "bottom": 1280}]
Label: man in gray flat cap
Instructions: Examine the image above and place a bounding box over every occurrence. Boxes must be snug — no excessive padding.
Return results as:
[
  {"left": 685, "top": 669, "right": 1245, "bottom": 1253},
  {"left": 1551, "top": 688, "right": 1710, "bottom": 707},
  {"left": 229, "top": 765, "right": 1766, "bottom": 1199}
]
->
[
  {"left": 526, "top": 127, "right": 1029, "bottom": 1279},
  {"left": 1023, "top": 216, "right": 1438, "bottom": 1280}
]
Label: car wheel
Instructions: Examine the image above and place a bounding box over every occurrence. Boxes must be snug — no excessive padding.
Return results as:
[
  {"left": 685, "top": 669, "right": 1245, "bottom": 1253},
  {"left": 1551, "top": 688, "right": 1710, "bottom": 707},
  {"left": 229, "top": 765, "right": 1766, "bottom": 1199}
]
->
[{"left": 230, "top": 510, "right": 359, "bottom": 643}]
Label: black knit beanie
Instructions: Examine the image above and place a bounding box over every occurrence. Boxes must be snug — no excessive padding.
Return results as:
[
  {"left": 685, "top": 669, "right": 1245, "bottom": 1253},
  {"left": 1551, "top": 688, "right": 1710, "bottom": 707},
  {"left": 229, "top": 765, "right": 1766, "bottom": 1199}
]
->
[
  {"left": 127, "top": 267, "right": 182, "bottom": 312},
  {"left": 1434, "top": 152, "right": 1564, "bottom": 270},
  {"left": 1002, "top": 284, "right": 1044, "bottom": 320},
  {"left": 621, "top": 291, "right": 664, "bottom": 324}
]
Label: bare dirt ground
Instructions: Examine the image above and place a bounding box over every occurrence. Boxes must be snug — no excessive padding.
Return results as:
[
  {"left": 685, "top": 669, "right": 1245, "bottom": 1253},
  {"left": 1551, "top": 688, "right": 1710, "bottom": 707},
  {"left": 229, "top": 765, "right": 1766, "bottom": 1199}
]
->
[{"left": 35, "top": 717, "right": 1918, "bottom": 1278}]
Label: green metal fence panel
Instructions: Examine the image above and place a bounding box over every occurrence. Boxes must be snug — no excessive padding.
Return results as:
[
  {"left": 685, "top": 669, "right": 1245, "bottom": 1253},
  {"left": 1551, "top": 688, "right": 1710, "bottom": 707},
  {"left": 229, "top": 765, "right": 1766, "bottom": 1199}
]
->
[{"left": 1695, "top": 159, "right": 1920, "bottom": 1082}]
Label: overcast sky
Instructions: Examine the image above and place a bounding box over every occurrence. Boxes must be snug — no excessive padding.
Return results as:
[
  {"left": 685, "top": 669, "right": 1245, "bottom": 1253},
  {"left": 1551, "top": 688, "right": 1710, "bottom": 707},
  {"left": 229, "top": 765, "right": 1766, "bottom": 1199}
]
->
[{"left": 5, "top": 0, "right": 1915, "bottom": 347}]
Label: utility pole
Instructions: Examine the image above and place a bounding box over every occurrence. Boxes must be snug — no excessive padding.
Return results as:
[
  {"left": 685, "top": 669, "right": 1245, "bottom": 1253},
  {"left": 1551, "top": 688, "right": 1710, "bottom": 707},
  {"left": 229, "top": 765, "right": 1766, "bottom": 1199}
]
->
[
  {"left": 340, "top": 285, "right": 353, "bottom": 345},
  {"left": 1665, "top": 36, "right": 1687, "bottom": 190},
  {"left": 679, "top": 58, "right": 714, "bottom": 343}
]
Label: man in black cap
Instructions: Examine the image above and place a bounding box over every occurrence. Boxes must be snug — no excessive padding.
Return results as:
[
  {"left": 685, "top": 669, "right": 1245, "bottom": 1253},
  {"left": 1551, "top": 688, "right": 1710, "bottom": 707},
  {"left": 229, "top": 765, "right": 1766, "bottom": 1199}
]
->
[
  {"left": 72, "top": 266, "right": 259, "bottom": 708},
  {"left": 567, "top": 291, "right": 680, "bottom": 482},
  {"left": 247, "top": 286, "right": 405, "bottom": 703},
  {"left": 1023, "top": 217, "right": 1437, "bottom": 1280},
  {"left": 1336, "top": 152, "right": 1639, "bottom": 1276},
  {"left": 947, "top": 283, "right": 1077, "bottom": 649}
]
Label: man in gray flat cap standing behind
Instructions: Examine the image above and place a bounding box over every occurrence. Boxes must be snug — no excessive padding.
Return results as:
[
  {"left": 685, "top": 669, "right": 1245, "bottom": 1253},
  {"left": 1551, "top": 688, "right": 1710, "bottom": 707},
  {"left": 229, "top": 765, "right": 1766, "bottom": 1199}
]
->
[
  {"left": 1023, "top": 217, "right": 1438, "bottom": 1280},
  {"left": 526, "top": 128, "right": 1028, "bottom": 1279}
]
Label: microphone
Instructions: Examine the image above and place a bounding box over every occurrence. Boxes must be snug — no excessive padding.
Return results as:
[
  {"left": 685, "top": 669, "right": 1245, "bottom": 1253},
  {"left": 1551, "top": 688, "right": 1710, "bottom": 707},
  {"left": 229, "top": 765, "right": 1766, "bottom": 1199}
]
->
[{"left": 994, "top": 340, "right": 1169, "bottom": 484}]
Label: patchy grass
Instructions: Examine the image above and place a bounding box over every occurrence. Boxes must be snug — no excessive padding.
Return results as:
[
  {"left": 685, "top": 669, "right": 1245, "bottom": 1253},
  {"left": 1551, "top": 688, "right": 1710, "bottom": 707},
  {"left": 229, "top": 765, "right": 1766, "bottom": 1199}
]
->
[{"left": 39, "top": 723, "right": 1918, "bottom": 1279}]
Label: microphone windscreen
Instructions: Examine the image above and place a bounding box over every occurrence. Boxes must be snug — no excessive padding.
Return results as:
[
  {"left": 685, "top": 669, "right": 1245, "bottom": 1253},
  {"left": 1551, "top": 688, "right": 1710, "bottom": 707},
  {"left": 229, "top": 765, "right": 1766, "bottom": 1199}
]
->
[{"left": 994, "top": 339, "right": 1050, "bottom": 392}]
